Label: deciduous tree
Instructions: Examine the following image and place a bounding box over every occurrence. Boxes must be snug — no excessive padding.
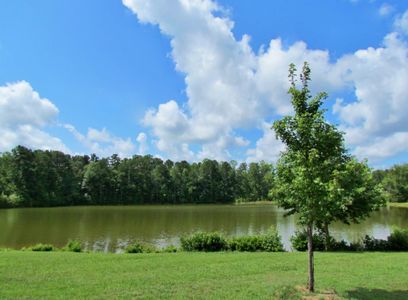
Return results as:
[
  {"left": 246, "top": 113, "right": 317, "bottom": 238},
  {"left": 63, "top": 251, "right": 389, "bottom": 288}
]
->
[{"left": 272, "top": 62, "right": 383, "bottom": 292}]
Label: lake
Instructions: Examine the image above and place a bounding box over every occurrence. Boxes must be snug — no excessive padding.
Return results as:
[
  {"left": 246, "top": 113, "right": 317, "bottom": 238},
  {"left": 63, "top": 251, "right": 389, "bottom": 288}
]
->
[{"left": 1, "top": 204, "right": 407, "bottom": 252}]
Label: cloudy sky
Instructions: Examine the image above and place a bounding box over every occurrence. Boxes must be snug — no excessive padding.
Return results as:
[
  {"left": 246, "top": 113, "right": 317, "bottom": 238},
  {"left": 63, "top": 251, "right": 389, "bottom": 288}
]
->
[{"left": 1, "top": 0, "right": 408, "bottom": 167}]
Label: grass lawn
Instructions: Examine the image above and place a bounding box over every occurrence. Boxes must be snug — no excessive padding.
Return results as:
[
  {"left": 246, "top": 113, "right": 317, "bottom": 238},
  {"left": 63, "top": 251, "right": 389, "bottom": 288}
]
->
[{"left": 0, "top": 251, "right": 407, "bottom": 299}]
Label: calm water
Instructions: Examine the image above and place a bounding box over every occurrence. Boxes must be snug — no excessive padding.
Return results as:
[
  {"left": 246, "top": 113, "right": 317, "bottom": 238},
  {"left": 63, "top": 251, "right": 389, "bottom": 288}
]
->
[{"left": 1, "top": 205, "right": 407, "bottom": 252}]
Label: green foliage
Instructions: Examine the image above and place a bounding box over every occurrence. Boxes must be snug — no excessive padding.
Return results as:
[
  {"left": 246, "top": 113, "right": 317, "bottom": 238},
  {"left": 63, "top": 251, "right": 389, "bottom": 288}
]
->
[
  {"left": 290, "top": 231, "right": 363, "bottom": 252},
  {"left": 273, "top": 64, "right": 383, "bottom": 228},
  {"left": 387, "top": 228, "right": 408, "bottom": 251},
  {"left": 63, "top": 240, "right": 82, "bottom": 252},
  {"left": 291, "top": 228, "right": 408, "bottom": 252},
  {"left": 28, "top": 243, "right": 55, "bottom": 252},
  {"left": 273, "top": 62, "right": 383, "bottom": 291},
  {"left": 161, "top": 245, "right": 178, "bottom": 253},
  {"left": 125, "top": 242, "right": 155, "bottom": 253},
  {"left": 375, "top": 164, "right": 408, "bottom": 202},
  {"left": 228, "top": 229, "right": 284, "bottom": 252},
  {"left": 0, "top": 146, "right": 278, "bottom": 207},
  {"left": 362, "top": 236, "right": 389, "bottom": 251},
  {"left": 180, "top": 232, "right": 228, "bottom": 252},
  {"left": 181, "top": 230, "right": 284, "bottom": 252},
  {"left": 290, "top": 231, "right": 325, "bottom": 251}
]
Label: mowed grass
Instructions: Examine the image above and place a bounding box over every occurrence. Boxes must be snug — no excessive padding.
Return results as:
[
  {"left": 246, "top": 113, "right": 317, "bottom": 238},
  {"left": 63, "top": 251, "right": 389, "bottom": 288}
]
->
[{"left": 0, "top": 251, "right": 407, "bottom": 299}]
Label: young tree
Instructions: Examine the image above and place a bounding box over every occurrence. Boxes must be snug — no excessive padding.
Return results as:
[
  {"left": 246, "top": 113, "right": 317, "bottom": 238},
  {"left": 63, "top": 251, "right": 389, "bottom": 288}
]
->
[{"left": 272, "top": 62, "right": 383, "bottom": 292}]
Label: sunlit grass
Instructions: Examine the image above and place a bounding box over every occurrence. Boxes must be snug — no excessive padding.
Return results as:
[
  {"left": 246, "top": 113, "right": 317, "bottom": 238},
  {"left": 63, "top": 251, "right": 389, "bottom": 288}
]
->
[{"left": 0, "top": 251, "right": 407, "bottom": 299}]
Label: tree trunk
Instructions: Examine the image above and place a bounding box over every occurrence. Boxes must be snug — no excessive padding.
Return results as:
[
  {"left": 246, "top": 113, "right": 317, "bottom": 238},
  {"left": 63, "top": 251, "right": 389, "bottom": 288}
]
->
[{"left": 307, "top": 223, "right": 315, "bottom": 292}]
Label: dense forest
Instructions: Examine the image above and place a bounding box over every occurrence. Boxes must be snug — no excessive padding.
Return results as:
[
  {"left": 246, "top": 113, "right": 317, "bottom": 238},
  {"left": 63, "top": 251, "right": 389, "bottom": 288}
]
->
[
  {"left": 0, "top": 146, "right": 274, "bottom": 208},
  {"left": 0, "top": 146, "right": 406, "bottom": 208}
]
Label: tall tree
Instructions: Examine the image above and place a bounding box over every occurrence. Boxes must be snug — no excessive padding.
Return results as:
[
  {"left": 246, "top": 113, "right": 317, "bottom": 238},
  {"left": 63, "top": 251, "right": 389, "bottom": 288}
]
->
[
  {"left": 272, "top": 62, "right": 383, "bottom": 292},
  {"left": 380, "top": 164, "right": 408, "bottom": 202}
]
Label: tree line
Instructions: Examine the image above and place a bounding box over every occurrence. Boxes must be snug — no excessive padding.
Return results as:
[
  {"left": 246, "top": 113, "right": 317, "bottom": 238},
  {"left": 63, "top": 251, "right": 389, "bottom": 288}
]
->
[
  {"left": 373, "top": 164, "right": 408, "bottom": 203},
  {"left": 0, "top": 145, "right": 406, "bottom": 209},
  {"left": 0, "top": 145, "right": 275, "bottom": 208}
]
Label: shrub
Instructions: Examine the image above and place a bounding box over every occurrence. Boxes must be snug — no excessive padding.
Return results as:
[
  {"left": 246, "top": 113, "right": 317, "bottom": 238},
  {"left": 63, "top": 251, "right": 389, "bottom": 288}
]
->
[
  {"left": 261, "top": 229, "right": 285, "bottom": 252},
  {"left": 125, "top": 242, "right": 155, "bottom": 253},
  {"left": 64, "top": 240, "right": 82, "bottom": 252},
  {"left": 161, "top": 245, "right": 178, "bottom": 253},
  {"left": 290, "top": 230, "right": 360, "bottom": 252},
  {"left": 387, "top": 228, "right": 408, "bottom": 251},
  {"left": 290, "top": 231, "right": 325, "bottom": 251},
  {"left": 291, "top": 227, "right": 408, "bottom": 252},
  {"left": 229, "top": 229, "right": 284, "bottom": 252},
  {"left": 229, "top": 236, "right": 262, "bottom": 252},
  {"left": 363, "top": 235, "right": 389, "bottom": 251},
  {"left": 29, "top": 243, "right": 54, "bottom": 251},
  {"left": 362, "top": 228, "right": 408, "bottom": 251},
  {"left": 180, "top": 232, "right": 228, "bottom": 252}
]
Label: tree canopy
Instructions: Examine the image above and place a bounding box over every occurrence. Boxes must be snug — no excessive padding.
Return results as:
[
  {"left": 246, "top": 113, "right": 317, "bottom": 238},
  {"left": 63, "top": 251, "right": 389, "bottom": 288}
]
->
[{"left": 0, "top": 146, "right": 275, "bottom": 208}]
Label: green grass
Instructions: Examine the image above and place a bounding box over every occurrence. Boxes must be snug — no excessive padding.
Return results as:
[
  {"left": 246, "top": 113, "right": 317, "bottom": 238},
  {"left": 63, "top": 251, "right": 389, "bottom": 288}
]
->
[
  {"left": 0, "top": 251, "right": 407, "bottom": 299},
  {"left": 388, "top": 202, "right": 408, "bottom": 208}
]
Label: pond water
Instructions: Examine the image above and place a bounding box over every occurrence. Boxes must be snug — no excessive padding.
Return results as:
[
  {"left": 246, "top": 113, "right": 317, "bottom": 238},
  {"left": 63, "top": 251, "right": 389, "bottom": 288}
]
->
[{"left": 1, "top": 204, "right": 407, "bottom": 252}]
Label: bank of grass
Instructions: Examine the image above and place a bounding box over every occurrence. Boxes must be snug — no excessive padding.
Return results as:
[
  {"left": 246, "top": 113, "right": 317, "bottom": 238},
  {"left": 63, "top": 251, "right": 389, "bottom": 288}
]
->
[
  {"left": 388, "top": 202, "right": 408, "bottom": 208},
  {"left": 234, "top": 199, "right": 278, "bottom": 205},
  {"left": 0, "top": 251, "right": 407, "bottom": 299}
]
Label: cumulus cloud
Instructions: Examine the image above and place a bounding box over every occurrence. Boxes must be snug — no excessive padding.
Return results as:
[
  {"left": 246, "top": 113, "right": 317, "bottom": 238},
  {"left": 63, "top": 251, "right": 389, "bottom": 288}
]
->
[
  {"left": 64, "top": 124, "right": 136, "bottom": 158},
  {"left": 123, "top": 0, "right": 342, "bottom": 161},
  {"left": 246, "top": 122, "right": 285, "bottom": 163},
  {"left": 333, "top": 32, "right": 408, "bottom": 160},
  {"left": 354, "top": 132, "right": 408, "bottom": 162},
  {"left": 0, "top": 81, "right": 69, "bottom": 153},
  {"left": 394, "top": 10, "right": 408, "bottom": 35},
  {"left": 123, "top": 0, "right": 408, "bottom": 164}
]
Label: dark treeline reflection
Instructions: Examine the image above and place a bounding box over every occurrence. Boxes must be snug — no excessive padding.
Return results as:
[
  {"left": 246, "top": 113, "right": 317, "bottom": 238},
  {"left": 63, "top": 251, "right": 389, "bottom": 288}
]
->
[{"left": 0, "top": 146, "right": 275, "bottom": 208}]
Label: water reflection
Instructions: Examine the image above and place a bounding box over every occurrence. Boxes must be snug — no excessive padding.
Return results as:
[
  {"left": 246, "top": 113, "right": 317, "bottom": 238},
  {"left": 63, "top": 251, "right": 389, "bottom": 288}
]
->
[{"left": 0, "top": 205, "right": 407, "bottom": 252}]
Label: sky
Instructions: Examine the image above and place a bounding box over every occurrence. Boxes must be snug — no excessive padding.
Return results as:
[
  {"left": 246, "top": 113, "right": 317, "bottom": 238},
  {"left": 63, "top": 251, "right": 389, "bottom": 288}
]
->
[{"left": 1, "top": 0, "right": 408, "bottom": 168}]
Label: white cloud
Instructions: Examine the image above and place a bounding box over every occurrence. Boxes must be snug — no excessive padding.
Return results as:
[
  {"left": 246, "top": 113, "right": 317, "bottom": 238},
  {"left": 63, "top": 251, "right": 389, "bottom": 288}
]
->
[
  {"left": 0, "top": 81, "right": 69, "bottom": 153},
  {"left": 124, "top": 0, "right": 408, "bottom": 164},
  {"left": 394, "top": 10, "right": 408, "bottom": 35},
  {"left": 136, "top": 132, "right": 148, "bottom": 155},
  {"left": 354, "top": 132, "right": 408, "bottom": 162},
  {"left": 379, "top": 3, "right": 394, "bottom": 17},
  {"left": 64, "top": 124, "right": 136, "bottom": 158},
  {"left": 123, "top": 0, "right": 343, "bottom": 161},
  {"left": 246, "top": 122, "right": 285, "bottom": 163},
  {"left": 333, "top": 32, "right": 408, "bottom": 161}
]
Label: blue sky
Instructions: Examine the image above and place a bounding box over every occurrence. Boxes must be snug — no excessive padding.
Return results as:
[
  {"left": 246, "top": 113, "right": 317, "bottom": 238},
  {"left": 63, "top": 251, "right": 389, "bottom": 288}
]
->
[{"left": 1, "top": 0, "right": 408, "bottom": 168}]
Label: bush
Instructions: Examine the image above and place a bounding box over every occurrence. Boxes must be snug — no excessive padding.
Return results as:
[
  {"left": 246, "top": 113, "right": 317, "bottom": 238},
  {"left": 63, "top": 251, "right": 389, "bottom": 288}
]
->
[
  {"left": 261, "top": 229, "right": 285, "bottom": 252},
  {"left": 362, "top": 228, "right": 408, "bottom": 251},
  {"left": 64, "top": 240, "right": 82, "bottom": 252},
  {"left": 181, "top": 230, "right": 284, "bottom": 252},
  {"left": 161, "top": 245, "right": 178, "bottom": 253},
  {"left": 229, "top": 236, "right": 262, "bottom": 252},
  {"left": 290, "top": 230, "right": 360, "bottom": 252},
  {"left": 387, "top": 228, "right": 408, "bottom": 251},
  {"left": 125, "top": 242, "right": 155, "bottom": 253},
  {"left": 229, "top": 229, "right": 284, "bottom": 252},
  {"left": 290, "top": 231, "right": 325, "bottom": 251},
  {"left": 29, "top": 243, "right": 55, "bottom": 251},
  {"left": 180, "top": 232, "right": 228, "bottom": 252},
  {"left": 291, "top": 227, "right": 408, "bottom": 252},
  {"left": 363, "top": 235, "right": 389, "bottom": 251}
]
